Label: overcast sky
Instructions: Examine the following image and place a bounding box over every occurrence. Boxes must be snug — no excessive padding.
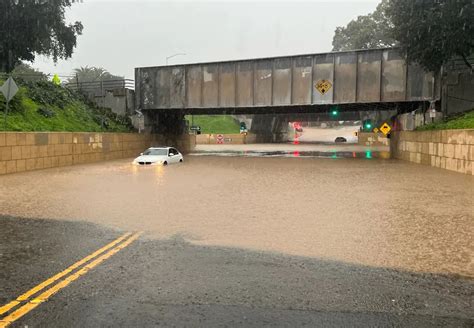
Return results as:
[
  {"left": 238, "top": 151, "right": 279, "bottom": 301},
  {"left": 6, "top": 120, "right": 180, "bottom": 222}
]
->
[{"left": 32, "top": 0, "right": 380, "bottom": 79}]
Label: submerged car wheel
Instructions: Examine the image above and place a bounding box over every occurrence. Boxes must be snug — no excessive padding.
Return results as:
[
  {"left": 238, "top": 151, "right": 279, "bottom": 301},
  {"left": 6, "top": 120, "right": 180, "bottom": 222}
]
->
[
  {"left": 163, "top": 161, "right": 168, "bottom": 166},
  {"left": 179, "top": 159, "right": 183, "bottom": 163}
]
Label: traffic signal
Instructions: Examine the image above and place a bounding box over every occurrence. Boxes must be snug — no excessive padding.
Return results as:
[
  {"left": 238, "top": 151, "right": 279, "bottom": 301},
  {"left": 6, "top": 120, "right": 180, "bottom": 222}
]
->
[
  {"left": 330, "top": 106, "right": 339, "bottom": 117},
  {"left": 363, "top": 119, "right": 373, "bottom": 131},
  {"left": 240, "top": 122, "right": 248, "bottom": 135}
]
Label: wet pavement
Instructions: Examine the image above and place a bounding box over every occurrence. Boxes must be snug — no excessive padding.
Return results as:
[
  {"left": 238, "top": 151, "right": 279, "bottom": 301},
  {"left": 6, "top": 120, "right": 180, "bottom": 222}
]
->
[
  {"left": 1, "top": 146, "right": 473, "bottom": 326},
  {"left": 0, "top": 216, "right": 123, "bottom": 308},
  {"left": 1, "top": 216, "right": 473, "bottom": 327}
]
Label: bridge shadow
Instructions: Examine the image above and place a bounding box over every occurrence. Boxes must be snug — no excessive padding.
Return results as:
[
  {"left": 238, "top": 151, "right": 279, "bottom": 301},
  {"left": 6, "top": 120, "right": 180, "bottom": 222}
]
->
[{"left": 1, "top": 216, "right": 472, "bottom": 327}]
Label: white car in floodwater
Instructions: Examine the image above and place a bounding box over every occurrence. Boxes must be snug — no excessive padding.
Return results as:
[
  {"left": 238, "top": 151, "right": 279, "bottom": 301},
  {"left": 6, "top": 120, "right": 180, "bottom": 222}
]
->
[{"left": 133, "top": 147, "right": 183, "bottom": 166}]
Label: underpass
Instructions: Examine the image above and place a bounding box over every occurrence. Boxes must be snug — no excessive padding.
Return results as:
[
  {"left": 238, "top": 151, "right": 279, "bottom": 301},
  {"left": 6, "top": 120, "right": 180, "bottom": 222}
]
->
[{"left": 1, "top": 48, "right": 471, "bottom": 327}]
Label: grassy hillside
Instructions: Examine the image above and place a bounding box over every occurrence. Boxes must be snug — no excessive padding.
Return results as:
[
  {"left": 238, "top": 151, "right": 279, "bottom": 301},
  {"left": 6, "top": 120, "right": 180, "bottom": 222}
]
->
[
  {"left": 186, "top": 115, "right": 240, "bottom": 134},
  {"left": 416, "top": 110, "right": 474, "bottom": 131},
  {"left": 0, "top": 80, "right": 132, "bottom": 132}
]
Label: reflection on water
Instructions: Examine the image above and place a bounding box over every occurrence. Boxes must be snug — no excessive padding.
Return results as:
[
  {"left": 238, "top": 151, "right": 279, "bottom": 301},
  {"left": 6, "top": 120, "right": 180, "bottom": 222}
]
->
[
  {"left": 130, "top": 162, "right": 165, "bottom": 184},
  {"left": 191, "top": 150, "right": 390, "bottom": 159},
  {"left": 131, "top": 163, "right": 139, "bottom": 176},
  {"left": 0, "top": 156, "right": 472, "bottom": 278},
  {"left": 154, "top": 165, "right": 164, "bottom": 183}
]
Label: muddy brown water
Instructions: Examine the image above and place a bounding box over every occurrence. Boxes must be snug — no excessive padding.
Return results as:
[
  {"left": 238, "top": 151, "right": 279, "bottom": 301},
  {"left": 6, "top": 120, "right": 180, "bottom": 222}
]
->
[{"left": 0, "top": 155, "right": 472, "bottom": 278}]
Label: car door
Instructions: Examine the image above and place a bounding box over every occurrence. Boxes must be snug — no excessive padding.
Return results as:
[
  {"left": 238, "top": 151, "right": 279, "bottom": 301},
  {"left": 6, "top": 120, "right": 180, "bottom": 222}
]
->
[
  {"left": 173, "top": 148, "right": 182, "bottom": 162},
  {"left": 168, "top": 148, "right": 179, "bottom": 163}
]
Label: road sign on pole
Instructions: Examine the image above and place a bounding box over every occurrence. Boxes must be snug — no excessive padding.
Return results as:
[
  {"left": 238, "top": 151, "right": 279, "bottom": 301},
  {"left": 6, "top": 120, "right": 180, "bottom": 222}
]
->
[
  {"left": 1, "top": 77, "right": 18, "bottom": 102},
  {"left": 1, "top": 77, "right": 19, "bottom": 130},
  {"left": 379, "top": 122, "right": 392, "bottom": 136}
]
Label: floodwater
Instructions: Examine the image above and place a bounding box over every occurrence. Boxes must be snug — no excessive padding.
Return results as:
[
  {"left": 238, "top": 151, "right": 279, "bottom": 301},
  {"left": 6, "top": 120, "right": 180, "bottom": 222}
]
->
[
  {"left": 194, "top": 143, "right": 391, "bottom": 159},
  {"left": 0, "top": 149, "right": 473, "bottom": 278}
]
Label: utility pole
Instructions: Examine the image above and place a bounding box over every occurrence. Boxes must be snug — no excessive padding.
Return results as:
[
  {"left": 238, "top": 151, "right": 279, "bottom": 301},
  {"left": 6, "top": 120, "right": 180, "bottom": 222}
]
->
[{"left": 166, "top": 53, "right": 186, "bottom": 65}]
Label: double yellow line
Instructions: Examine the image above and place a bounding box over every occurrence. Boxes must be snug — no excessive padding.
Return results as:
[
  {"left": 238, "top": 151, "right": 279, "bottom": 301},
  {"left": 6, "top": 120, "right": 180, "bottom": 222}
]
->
[{"left": 0, "top": 232, "right": 141, "bottom": 327}]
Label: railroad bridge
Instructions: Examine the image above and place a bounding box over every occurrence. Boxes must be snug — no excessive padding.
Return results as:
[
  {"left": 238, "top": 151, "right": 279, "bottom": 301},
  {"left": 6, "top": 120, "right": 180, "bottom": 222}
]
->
[{"left": 135, "top": 48, "right": 438, "bottom": 135}]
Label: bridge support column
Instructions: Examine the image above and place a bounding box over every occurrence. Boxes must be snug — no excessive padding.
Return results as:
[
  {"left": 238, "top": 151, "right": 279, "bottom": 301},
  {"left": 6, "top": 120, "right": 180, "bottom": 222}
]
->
[
  {"left": 143, "top": 111, "right": 195, "bottom": 153},
  {"left": 144, "top": 111, "right": 186, "bottom": 135},
  {"left": 250, "top": 114, "right": 289, "bottom": 143}
]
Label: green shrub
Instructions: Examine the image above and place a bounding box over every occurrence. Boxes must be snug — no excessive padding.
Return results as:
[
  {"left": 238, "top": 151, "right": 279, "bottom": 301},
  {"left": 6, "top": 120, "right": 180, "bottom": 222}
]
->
[
  {"left": 37, "top": 107, "right": 56, "bottom": 118},
  {"left": 417, "top": 110, "right": 474, "bottom": 130}
]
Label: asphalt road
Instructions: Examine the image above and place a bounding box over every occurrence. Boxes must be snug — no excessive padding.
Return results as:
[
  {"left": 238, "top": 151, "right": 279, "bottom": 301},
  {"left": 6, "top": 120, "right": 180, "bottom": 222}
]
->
[{"left": 1, "top": 216, "right": 473, "bottom": 327}]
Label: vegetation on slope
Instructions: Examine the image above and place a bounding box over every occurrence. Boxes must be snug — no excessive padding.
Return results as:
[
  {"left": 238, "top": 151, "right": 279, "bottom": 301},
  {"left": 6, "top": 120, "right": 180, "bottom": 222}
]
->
[
  {"left": 0, "top": 79, "right": 133, "bottom": 132},
  {"left": 416, "top": 110, "right": 474, "bottom": 131},
  {"left": 185, "top": 115, "right": 240, "bottom": 134}
]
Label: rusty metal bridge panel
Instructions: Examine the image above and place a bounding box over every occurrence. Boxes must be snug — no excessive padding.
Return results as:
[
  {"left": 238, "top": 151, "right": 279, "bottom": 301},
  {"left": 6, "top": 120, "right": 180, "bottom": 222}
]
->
[{"left": 136, "top": 48, "right": 437, "bottom": 111}]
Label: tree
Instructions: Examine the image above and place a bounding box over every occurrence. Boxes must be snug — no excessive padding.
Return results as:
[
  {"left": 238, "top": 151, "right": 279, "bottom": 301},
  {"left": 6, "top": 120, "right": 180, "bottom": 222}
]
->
[
  {"left": 70, "top": 66, "right": 124, "bottom": 84},
  {"left": 332, "top": 0, "right": 396, "bottom": 51},
  {"left": 386, "top": 0, "right": 474, "bottom": 71},
  {"left": 10, "top": 63, "right": 47, "bottom": 82},
  {"left": 0, "top": 0, "right": 83, "bottom": 73}
]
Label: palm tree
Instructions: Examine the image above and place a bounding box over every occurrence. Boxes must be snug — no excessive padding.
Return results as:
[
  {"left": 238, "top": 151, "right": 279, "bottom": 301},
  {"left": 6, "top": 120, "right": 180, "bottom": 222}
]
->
[{"left": 69, "top": 66, "right": 123, "bottom": 84}]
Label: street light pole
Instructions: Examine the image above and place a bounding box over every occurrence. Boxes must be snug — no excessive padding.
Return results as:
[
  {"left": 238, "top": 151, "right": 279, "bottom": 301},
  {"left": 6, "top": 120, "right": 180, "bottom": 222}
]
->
[{"left": 166, "top": 53, "right": 187, "bottom": 65}]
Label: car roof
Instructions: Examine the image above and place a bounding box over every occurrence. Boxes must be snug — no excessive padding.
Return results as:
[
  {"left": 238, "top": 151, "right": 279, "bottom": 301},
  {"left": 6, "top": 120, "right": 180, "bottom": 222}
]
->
[{"left": 148, "top": 147, "right": 175, "bottom": 149}]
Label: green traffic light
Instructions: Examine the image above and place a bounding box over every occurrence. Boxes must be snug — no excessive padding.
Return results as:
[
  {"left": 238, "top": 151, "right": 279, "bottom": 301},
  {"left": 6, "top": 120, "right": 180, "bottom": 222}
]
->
[
  {"left": 365, "top": 123, "right": 372, "bottom": 129},
  {"left": 331, "top": 110, "right": 338, "bottom": 116}
]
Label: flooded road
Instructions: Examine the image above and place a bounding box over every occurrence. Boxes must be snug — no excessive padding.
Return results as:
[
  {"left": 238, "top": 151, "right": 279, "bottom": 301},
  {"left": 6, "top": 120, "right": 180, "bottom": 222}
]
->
[
  {"left": 194, "top": 143, "right": 390, "bottom": 159},
  {"left": 0, "top": 149, "right": 472, "bottom": 278}
]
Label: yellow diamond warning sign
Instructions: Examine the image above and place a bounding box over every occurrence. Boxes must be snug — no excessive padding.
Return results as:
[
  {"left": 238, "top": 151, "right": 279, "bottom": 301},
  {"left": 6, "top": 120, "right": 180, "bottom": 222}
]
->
[
  {"left": 379, "top": 122, "right": 391, "bottom": 135},
  {"left": 315, "top": 79, "right": 332, "bottom": 95}
]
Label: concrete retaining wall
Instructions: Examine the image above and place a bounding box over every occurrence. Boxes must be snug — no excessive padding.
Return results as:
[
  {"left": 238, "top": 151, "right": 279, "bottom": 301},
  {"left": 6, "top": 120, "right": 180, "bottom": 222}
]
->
[
  {"left": 391, "top": 129, "right": 474, "bottom": 175},
  {"left": 196, "top": 133, "right": 256, "bottom": 144},
  {"left": 0, "top": 132, "right": 195, "bottom": 175},
  {"left": 395, "top": 112, "right": 444, "bottom": 131},
  {"left": 358, "top": 132, "right": 389, "bottom": 146}
]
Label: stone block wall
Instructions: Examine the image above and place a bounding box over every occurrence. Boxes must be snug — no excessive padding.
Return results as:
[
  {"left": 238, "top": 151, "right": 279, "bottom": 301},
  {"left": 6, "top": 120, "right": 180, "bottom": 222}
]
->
[
  {"left": 195, "top": 133, "right": 256, "bottom": 145},
  {"left": 391, "top": 129, "right": 474, "bottom": 175},
  {"left": 358, "top": 132, "right": 389, "bottom": 146},
  {"left": 0, "top": 132, "right": 196, "bottom": 175}
]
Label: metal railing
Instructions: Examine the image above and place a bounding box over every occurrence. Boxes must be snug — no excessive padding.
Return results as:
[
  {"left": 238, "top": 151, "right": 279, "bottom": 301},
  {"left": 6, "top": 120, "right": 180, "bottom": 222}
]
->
[
  {"left": 65, "top": 79, "right": 135, "bottom": 93},
  {"left": 445, "top": 55, "right": 474, "bottom": 72}
]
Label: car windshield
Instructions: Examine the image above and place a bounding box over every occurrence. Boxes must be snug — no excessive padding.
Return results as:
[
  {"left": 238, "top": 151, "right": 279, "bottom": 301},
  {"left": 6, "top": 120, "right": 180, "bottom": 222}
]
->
[{"left": 142, "top": 148, "right": 167, "bottom": 156}]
